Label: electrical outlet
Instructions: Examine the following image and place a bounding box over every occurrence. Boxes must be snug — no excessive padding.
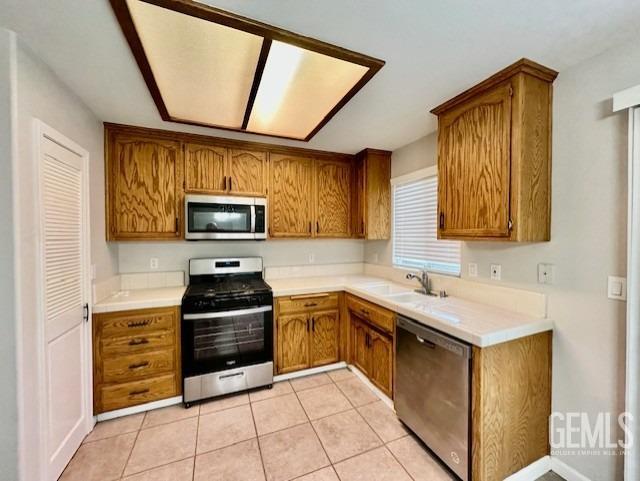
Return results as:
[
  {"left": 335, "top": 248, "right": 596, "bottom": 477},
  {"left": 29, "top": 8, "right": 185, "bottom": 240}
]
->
[
  {"left": 608, "top": 276, "right": 627, "bottom": 300},
  {"left": 468, "top": 263, "right": 478, "bottom": 277},
  {"left": 150, "top": 258, "right": 159, "bottom": 270},
  {"left": 308, "top": 253, "right": 315, "bottom": 264},
  {"left": 490, "top": 264, "right": 501, "bottom": 281},
  {"left": 538, "top": 263, "right": 555, "bottom": 284}
]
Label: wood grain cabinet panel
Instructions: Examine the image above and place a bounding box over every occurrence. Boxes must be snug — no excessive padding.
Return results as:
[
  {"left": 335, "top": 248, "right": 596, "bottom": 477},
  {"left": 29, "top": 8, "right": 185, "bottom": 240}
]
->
[
  {"left": 369, "top": 329, "right": 393, "bottom": 397},
  {"left": 184, "top": 143, "right": 227, "bottom": 194},
  {"left": 352, "top": 149, "right": 391, "bottom": 239},
  {"left": 269, "top": 154, "right": 314, "bottom": 237},
  {"left": 93, "top": 306, "right": 181, "bottom": 414},
  {"left": 315, "top": 160, "right": 351, "bottom": 237},
  {"left": 107, "top": 132, "right": 183, "bottom": 240},
  {"left": 432, "top": 59, "right": 557, "bottom": 241},
  {"left": 350, "top": 317, "right": 371, "bottom": 376},
  {"left": 277, "top": 312, "right": 310, "bottom": 374},
  {"left": 310, "top": 310, "right": 339, "bottom": 367},
  {"left": 229, "top": 149, "right": 268, "bottom": 196}
]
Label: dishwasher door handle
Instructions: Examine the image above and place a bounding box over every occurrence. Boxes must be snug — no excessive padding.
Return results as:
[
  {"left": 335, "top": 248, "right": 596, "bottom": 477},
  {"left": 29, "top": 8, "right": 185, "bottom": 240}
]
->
[{"left": 416, "top": 335, "right": 436, "bottom": 349}]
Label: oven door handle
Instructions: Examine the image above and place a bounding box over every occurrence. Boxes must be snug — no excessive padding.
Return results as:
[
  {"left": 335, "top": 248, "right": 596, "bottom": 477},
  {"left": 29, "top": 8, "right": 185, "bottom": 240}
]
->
[{"left": 183, "top": 305, "right": 272, "bottom": 320}]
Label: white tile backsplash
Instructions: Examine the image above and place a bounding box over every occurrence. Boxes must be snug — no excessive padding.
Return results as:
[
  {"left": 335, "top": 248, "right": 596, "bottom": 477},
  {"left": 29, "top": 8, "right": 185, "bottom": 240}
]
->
[
  {"left": 265, "top": 262, "right": 364, "bottom": 280},
  {"left": 94, "top": 271, "right": 185, "bottom": 298}
]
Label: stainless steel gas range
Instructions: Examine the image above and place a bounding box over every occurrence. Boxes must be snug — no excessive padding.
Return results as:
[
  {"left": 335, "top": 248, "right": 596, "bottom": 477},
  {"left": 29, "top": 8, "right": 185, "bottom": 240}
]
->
[{"left": 181, "top": 257, "right": 273, "bottom": 407}]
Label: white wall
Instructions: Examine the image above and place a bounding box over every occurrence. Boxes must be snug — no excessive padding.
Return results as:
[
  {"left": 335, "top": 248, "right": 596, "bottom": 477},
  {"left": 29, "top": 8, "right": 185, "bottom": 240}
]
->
[
  {"left": 118, "top": 239, "right": 365, "bottom": 274},
  {"left": 0, "top": 27, "right": 18, "bottom": 481},
  {"left": 365, "top": 36, "right": 640, "bottom": 480},
  {"left": 13, "top": 39, "right": 117, "bottom": 481}
]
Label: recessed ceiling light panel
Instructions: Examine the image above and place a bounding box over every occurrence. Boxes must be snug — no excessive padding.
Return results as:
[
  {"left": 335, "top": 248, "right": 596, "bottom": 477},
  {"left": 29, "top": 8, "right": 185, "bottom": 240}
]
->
[{"left": 111, "top": 0, "right": 385, "bottom": 141}]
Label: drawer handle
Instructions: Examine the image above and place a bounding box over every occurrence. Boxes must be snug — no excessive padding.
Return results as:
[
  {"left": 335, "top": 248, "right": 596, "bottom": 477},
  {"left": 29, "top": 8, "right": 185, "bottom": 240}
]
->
[
  {"left": 290, "top": 293, "right": 330, "bottom": 300},
  {"left": 128, "top": 320, "right": 151, "bottom": 328},
  {"left": 304, "top": 302, "right": 318, "bottom": 307},
  {"left": 128, "top": 338, "right": 149, "bottom": 346},
  {"left": 360, "top": 308, "right": 370, "bottom": 315},
  {"left": 129, "top": 361, "right": 150, "bottom": 370},
  {"left": 129, "top": 388, "right": 149, "bottom": 396}
]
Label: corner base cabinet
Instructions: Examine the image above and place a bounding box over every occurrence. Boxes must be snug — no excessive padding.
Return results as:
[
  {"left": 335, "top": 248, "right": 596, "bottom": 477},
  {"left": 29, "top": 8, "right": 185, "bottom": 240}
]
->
[{"left": 92, "top": 306, "right": 181, "bottom": 414}]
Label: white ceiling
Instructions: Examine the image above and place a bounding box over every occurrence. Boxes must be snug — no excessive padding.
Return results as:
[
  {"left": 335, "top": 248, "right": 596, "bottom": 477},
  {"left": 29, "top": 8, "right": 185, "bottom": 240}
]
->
[{"left": 2, "top": 0, "right": 640, "bottom": 153}]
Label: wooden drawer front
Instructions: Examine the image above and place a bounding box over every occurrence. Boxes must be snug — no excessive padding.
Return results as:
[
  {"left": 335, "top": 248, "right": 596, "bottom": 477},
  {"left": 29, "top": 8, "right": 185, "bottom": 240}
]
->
[
  {"left": 102, "top": 330, "right": 174, "bottom": 357},
  {"left": 102, "top": 349, "right": 175, "bottom": 383},
  {"left": 100, "top": 309, "right": 176, "bottom": 339},
  {"left": 278, "top": 293, "right": 339, "bottom": 314},
  {"left": 347, "top": 296, "right": 394, "bottom": 333},
  {"left": 100, "top": 373, "right": 177, "bottom": 412}
]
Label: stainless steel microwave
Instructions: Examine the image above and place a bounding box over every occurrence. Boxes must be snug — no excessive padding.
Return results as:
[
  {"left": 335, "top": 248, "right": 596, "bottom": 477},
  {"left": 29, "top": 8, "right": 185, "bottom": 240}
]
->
[{"left": 185, "top": 195, "right": 267, "bottom": 240}]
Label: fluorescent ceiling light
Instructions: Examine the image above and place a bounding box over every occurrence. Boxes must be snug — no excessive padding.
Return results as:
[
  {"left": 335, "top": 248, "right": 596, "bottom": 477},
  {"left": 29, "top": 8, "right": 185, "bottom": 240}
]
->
[{"left": 113, "top": 0, "right": 385, "bottom": 141}]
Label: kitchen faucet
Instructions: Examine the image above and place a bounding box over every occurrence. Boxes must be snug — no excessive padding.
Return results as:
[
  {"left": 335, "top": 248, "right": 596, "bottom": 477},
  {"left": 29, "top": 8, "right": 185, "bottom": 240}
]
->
[{"left": 406, "top": 270, "right": 447, "bottom": 297}]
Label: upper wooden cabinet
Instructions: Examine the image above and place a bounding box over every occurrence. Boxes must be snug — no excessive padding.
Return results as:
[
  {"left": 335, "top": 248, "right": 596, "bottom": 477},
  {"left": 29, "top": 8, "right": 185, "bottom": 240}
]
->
[
  {"left": 269, "top": 154, "right": 314, "bottom": 237},
  {"left": 315, "top": 159, "right": 352, "bottom": 237},
  {"left": 184, "top": 144, "right": 267, "bottom": 196},
  {"left": 352, "top": 149, "right": 391, "bottom": 240},
  {"left": 106, "top": 130, "right": 183, "bottom": 240},
  {"left": 229, "top": 149, "right": 268, "bottom": 196},
  {"left": 431, "top": 58, "right": 558, "bottom": 241}
]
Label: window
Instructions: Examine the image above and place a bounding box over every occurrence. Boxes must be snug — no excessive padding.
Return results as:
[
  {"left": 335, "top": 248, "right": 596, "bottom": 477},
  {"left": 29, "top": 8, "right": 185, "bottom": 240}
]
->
[{"left": 392, "top": 169, "right": 461, "bottom": 275}]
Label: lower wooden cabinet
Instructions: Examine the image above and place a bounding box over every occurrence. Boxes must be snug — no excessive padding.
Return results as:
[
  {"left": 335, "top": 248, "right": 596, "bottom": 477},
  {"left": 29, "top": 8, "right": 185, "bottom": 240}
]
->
[
  {"left": 349, "top": 314, "right": 394, "bottom": 398},
  {"left": 275, "top": 294, "right": 340, "bottom": 374},
  {"left": 93, "top": 306, "right": 181, "bottom": 414}
]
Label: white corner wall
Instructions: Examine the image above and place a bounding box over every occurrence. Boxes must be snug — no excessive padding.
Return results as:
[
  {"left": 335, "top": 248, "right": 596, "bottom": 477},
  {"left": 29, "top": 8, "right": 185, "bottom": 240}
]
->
[
  {"left": 365, "top": 34, "right": 640, "bottom": 480},
  {"left": 13, "top": 39, "right": 117, "bottom": 481},
  {"left": 0, "top": 27, "right": 18, "bottom": 481}
]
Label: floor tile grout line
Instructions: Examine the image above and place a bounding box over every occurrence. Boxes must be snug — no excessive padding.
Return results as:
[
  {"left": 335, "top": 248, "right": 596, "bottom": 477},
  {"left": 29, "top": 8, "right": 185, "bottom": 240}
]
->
[
  {"left": 120, "top": 455, "right": 195, "bottom": 480},
  {"left": 192, "top": 407, "right": 200, "bottom": 481},
  {"left": 120, "top": 426, "right": 142, "bottom": 479},
  {"left": 248, "top": 398, "right": 269, "bottom": 481}
]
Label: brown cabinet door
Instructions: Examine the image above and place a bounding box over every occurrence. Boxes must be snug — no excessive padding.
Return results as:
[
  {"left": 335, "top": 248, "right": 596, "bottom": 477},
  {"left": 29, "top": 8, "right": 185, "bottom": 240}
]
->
[
  {"left": 315, "top": 160, "right": 351, "bottom": 237},
  {"left": 184, "top": 143, "right": 227, "bottom": 194},
  {"left": 438, "top": 82, "right": 512, "bottom": 238},
  {"left": 310, "top": 309, "right": 339, "bottom": 367},
  {"left": 109, "top": 134, "right": 183, "bottom": 239},
  {"left": 277, "top": 313, "right": 310, "bottom": 374},
  {"left": 229, "top": 149, "right": 268, "bottom": 196},
  {"left": 364, "top": 152, "right": 391, "bottom": 240},
  {"left": 369, "top": 329, "right": 393, "bottom": 398},
  {"left": 269, "top": 154, "right": 313, "bottom": 237},
  {"left": 352, "top": 157, "right": 366, "bottom": 238},
  {"left": 350, "top": 317, "right": 370, "bottom": 377}
]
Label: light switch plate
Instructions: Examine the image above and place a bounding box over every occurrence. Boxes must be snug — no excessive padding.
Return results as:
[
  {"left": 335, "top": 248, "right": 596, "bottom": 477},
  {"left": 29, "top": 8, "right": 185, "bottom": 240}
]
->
[
  {"left": 538, "top": 263, "right": 555, "bottom": 284},
  {"left": 468, "top": 263, "right": 478, "bottom": 277},
  {"left": 490, "top": 264, "right": 501, "bottom": 281},
  {"left": 608, "top": 276, "right": 627, "bottom": 301},
  {"left": 308, "top": 253, "right": 315, "bottom": 264}
]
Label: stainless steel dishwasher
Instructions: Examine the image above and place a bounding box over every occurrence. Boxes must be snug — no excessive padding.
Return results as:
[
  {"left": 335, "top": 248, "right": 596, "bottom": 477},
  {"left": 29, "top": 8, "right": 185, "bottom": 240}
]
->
[{"left": 395, "top": 315, "right": 472, "bottom": 481}]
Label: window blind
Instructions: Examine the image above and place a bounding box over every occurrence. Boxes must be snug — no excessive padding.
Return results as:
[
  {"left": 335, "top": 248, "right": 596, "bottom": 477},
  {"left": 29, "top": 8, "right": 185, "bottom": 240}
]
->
[{"left": 392, "top": 175, "right": 461, "bottom": 275}]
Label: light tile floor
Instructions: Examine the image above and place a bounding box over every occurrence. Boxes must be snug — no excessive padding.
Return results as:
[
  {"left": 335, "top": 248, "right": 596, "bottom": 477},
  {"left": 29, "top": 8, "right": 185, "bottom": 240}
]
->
[{"left": 61, "top": 369, "right": 563, "bottom": 481}]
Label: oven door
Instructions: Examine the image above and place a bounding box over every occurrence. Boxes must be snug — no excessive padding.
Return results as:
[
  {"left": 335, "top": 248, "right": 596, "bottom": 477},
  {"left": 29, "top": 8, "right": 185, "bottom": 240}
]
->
[
  {"left": 182, "top": 305, "right": 273, "bottom": 378},
  {"left": 185, "top": 195, "right": 256, "bottom": 240}
]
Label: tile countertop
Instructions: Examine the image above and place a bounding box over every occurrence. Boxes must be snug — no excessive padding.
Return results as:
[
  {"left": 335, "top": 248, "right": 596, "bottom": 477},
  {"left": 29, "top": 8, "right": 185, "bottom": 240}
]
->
[
  {"left": 266, "top": 275, "right": 553, "bottom": 348},
  {"left": 93, "top": 286, "right": 187, "bottom": 314}
]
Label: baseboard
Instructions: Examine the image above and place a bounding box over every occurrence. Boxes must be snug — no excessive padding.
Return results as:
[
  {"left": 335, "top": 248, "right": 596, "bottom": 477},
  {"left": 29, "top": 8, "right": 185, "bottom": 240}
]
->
[
  {"left": 96, "top": 395, "right": 183, "bottom": 422},
  {"left": 347, "top": 364, "right": 394, "bottom": 409},
  {"left": 504, "top": 456, "right": 551, "bottom": 481},
  {"left": 551, "top": 457, "right": 593, "bottom": 481},
  {"left": 273, "top": 361, "right": 347, "bottom": 382}
]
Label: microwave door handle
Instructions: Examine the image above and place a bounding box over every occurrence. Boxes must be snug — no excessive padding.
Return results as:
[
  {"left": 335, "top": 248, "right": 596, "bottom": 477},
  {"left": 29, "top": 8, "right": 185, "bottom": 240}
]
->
[{"left": 251, "top": 205, "right": 256, "bottom": 235}]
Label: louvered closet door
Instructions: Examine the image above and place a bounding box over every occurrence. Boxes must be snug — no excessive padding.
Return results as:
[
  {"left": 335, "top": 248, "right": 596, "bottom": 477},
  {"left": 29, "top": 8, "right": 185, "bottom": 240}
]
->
[{"left": 41, "top": 136, "right": 89, "bottom": 481}]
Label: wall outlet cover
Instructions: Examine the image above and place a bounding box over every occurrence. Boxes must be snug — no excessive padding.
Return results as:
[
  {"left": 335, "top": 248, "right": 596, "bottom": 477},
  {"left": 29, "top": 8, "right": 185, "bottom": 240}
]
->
[
  {"left": 537, "top": 263, "right": 555, "bottom": 284},
  {"left": 308, "top": 253, "right": 315, "bottom": 264},
  {"left": 490, "top": 264, "right": 501, "bottom": 281},
  {"left": 150, "top": 258, "right": 159, "bottom": 269},
  {"left": 468, "top": 263, "right": 478, "bottom": 277}
]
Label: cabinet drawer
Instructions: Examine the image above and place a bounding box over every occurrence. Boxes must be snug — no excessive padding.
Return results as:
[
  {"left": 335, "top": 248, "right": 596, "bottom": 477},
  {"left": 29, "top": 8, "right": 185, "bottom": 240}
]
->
[
  {"left": 100, "top": 373, "right": 177, "bottom": 412},
  {"left": 102, "top": 330, "right": 175, "bottom": 357},
  {"left": 347, "top": 295, "right": 395, "bottom": 333},
  {"left": 99, "top": 308, "right": 177, "bottom": 339},
  {"left": 278, "top": 293, "right": 339, "bottom": 314},
  {"left": 102, "top": 348, "right": 175, "bottom": 383}
]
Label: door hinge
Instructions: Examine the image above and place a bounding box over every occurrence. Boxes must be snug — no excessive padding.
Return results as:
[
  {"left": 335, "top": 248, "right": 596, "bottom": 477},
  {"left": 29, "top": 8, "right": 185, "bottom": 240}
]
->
[
  {"left": 508, "top": 219, "right": 513, "bottom": 230},
  {"left": 83, "top": 303, "right": 89, "bottom": 323}
]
